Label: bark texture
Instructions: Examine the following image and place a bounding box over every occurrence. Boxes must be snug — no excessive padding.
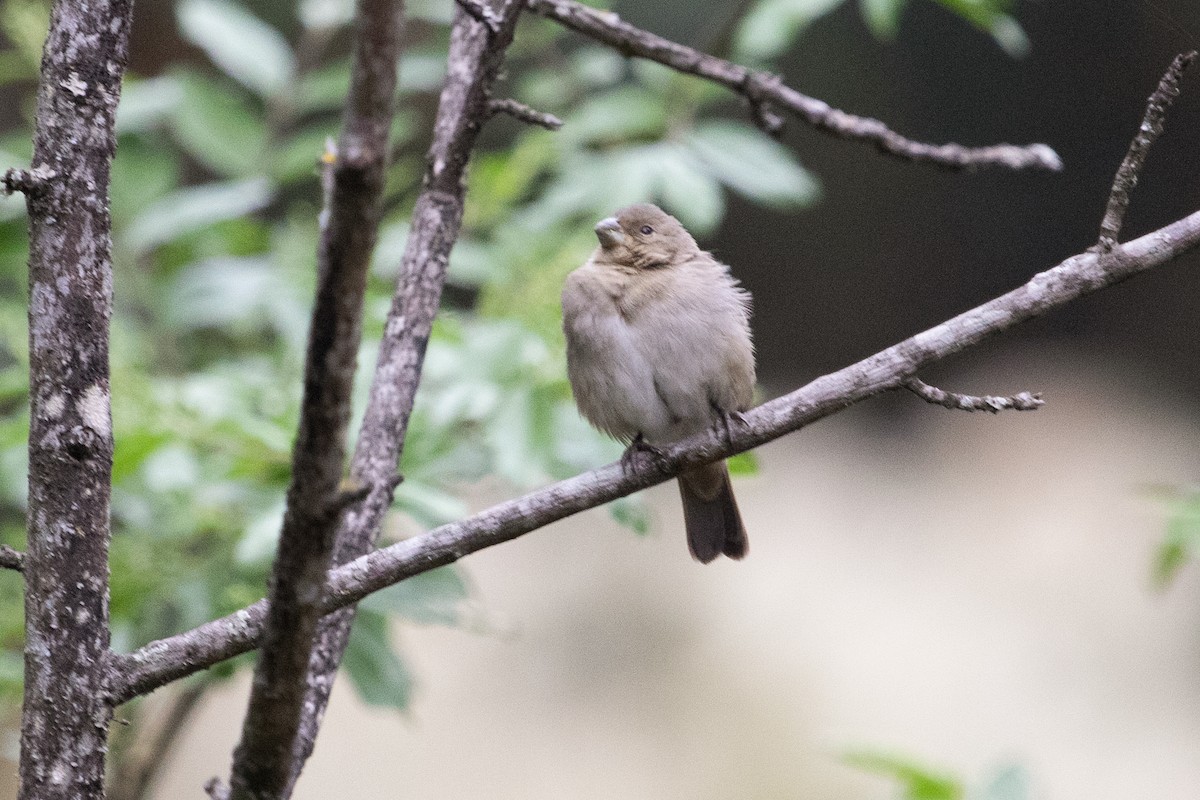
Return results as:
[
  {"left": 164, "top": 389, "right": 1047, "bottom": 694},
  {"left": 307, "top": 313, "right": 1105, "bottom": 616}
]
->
[
  {"left": 292, "top": 0, "right": 526, "bottom": 784},
  {"left": 19, "top": 0, "right": 134, "bottom": 798},
  {"left": 225, "top": 1, "right": 404, "bottom": 798}
]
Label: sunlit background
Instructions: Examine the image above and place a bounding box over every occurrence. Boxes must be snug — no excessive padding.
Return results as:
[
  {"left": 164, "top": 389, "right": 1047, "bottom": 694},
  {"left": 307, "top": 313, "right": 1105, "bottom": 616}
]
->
[{"left": 1, "top": 0, "right": 1199, "bottom": 798}]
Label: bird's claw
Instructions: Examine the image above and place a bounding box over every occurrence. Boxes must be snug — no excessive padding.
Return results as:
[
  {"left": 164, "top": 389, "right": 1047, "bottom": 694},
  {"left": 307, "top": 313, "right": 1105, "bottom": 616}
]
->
[
  {"left": 621, "top": 433, "right": 666, "bottom": 475},
  {"left": 711, "top": 404, "right": 747, "bottom": 448}
]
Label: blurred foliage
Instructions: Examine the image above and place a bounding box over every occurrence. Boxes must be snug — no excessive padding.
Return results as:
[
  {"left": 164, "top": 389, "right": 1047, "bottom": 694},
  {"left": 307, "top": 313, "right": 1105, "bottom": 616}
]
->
[
  {"left": 845, "top": 751, "right": 1032, "bottom": 800},
  {"left": 735, "top": 0, "right": 1028, "bottom": 62},
  {"left": 0, "top": 0, "right": 1030, "bottom": 734},
  {"left": 1148, "top": 486, "right": 1200, "bottom": 586}
]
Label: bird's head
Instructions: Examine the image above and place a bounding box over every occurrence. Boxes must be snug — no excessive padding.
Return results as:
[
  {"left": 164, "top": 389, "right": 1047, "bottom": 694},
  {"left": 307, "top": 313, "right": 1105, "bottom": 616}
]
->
[{"left": 593, "top": 203, "right": 700, "bottom": 270}]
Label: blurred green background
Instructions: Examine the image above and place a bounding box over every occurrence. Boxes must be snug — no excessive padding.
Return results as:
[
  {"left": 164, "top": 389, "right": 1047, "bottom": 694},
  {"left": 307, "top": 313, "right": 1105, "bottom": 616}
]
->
[{"left": 1, "top": 0, "right": 1199, "bottom": 798}]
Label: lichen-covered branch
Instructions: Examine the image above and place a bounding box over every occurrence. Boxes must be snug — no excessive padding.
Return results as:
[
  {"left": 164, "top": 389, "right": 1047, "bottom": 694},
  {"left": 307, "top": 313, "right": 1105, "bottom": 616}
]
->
[
  {"left": 19, "top": 1, "right": 134, "bottom": 798},
  {"left": 223, "top": 1, "right": 404, "bottom": 798},
  {"left": 526, "top": 0, "right": 1062, "bottom": 171}
]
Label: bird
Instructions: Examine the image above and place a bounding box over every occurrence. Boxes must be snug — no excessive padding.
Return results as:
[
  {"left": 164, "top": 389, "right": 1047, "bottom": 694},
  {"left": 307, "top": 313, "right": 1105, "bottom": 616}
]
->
[{"left": 561, "top": 203, "right": 756, "bottom": 563}]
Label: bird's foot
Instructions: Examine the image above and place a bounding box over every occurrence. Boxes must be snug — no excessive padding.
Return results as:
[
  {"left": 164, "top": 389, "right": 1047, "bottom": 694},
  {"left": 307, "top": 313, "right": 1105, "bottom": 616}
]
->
[
  {"left": 711, "top": 404, "right": 748, "bottom": 449},
  {"left": 621, "top": 433, "right": 666, "bottom": 475}
]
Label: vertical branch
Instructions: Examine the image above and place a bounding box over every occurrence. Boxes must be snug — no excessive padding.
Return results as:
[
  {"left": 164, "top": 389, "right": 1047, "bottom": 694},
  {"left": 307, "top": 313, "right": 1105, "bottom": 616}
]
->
[
  {"left": 224, "top": 1, "right": 404, "bottom": 798},
  {"left": 1096, "top": 51, "right": 1196, "bottom": 249},
  {"left": 18, "top": 0, "right": 134, "bottom": 798},
  {"left": 293, "top": 0, "right": 527, "bottom": 783}
]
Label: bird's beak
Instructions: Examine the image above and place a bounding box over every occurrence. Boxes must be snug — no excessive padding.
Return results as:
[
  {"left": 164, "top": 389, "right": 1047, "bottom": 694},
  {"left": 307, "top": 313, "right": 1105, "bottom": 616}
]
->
[{"left": 594, "top": 217, "right": 624, "bottom": 249}]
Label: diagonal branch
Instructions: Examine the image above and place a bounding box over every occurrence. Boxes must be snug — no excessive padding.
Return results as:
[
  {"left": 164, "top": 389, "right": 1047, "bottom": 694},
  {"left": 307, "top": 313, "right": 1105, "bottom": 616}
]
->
[
  {"left": 526, "top": 0, "right": 1062, "bottom": 171},
  {"left": 285, "top": 0, "right": 528, "bottom": 791},
  {"left": 223, "top": 1, "right": 404, "bottom": 798},
  {"left": 109, "top": 204, "right": 1200, "bottom": 703},
  {"left": 1096, "top": 50, "right": 1196, "bottom": 249}
]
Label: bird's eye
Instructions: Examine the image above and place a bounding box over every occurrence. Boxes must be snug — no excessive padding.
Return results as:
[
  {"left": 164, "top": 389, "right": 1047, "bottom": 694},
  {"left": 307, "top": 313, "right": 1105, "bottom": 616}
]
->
[{"left": 640, "top": 225, "right": 654, "bottom": 235}]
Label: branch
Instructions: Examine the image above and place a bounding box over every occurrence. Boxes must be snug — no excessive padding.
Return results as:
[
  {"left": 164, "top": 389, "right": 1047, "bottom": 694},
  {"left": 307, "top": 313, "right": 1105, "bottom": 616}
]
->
[
  {"left": 0, "top": 544, "right": 23, "bottom": 572},
  {"left": 455, "top": 0, "right": 502, "bottom": 33},
  {"left": 20, "top": 1, "right": 134, "bottom": 798},
  {"left": 487, "top": 97, "right": 564, "bottom": 130},
  {"left": 903, "top": 378, "right": 1044, "bottom": 413},
  {"left": 110, "top": 205, "right": 1200, "bottom": 703},
  {"left": 1096, "top": 51, "right": 1196, "bottom": 249},
  {"left": 1, "top": 165, "right": 50, "bottom": 196},
  {"left": 224, "top": 0, "right": 404, "bottom": 797},
  {"left": 282, "top": 0, "right": 528, "bottom": 791},
  {"left": 525, "top": 0, "right": 1062, "bottom": 171}
]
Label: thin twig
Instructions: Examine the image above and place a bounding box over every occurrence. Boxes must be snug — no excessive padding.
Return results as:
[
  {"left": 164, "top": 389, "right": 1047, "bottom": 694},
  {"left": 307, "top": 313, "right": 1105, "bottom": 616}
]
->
[
  {"left": 0, "top": 544, "right": 23, "bottom": 572},
  {"left": 903, "top": 378, "right": 1044, "bottom": 413},
  {"left": 487, "top": 97, "right": 564, "bottom": 129},
  {"left": 109, "top": 203, "right": 1200, "bottom": 703},
  {"left": 1097, "top": 51, "right": 1197, "bottom": 250},
  {"left": 224, "top": 0, "right": 404, "bottom": 797},
  {"left": 525, "top": 0, "right": 1062, "bottom": 171}
]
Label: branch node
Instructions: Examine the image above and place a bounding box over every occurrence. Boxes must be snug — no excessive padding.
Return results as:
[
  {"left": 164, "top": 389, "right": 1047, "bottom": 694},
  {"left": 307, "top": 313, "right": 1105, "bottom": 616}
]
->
[
  {"left": 0, "top": 544, "right": 24, "bottom": 572},
  {"left": 903, "top": 378, "right": 1045, "bottom": 413},
  {"left": 486, "top": 97, "right": 564, "bottom": 130},
  {"left": 2, "top": 165, "right": 50, "bottom": 197},
  {"left": 742, "top": 72, "right": 786, "bottom": 138},
  {"left": 1097, "top": 51, "right": 1196, "bottom": 248},
  {"left": 456, "top": 0, "right": 503, "bottom": 33}
]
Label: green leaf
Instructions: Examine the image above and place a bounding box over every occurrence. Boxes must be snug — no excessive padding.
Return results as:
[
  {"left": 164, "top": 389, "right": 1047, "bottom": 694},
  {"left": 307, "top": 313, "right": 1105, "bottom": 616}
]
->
[
  {"left": 361, "top": 566, "right": 470, "bottom": 627},
  {"left": 726, "top": 450, "right": 759, "bottom": 476},
  {"left": 563, "top": 87, "right": 668, "bottom": 146},
  {"left": 1154, "top": 492, "right": 1200, "bottom": 587},
  {"left": 685, "top": 121, "right": 820, "bottom": 210},
  {"left": 177, "top": 0, "right": 295, "bottom": 97},
  {"left": 859, "top": 0, "right": 908, "bottom": 38},
  {"left": 735, "top": 0, "right": 845, "bottom": 62},
  {"left": 116, "top": 75, "right": 184, "bottom": 133},
  {"left": 975, "top": 764, "right": 1030, "bottom": 800},
  {"left": 844, "top": 750, "right": 964, "bottom": 800},
  {"left": 126, "top": 178, "right": 272, "bottom": 254},
  {"left": 390, "top": 478, "right": 470, "bottom": 529},
  {"left": 0, "top": 0, "right": 50, "bottom": 74},
  {"left": 299, "top": 0, "right": 354, "bottom": 29},
  {"left": 169, "top": 71, "right": 269, "bottom": 178},
  {"left": 653, "top": 143, "right": 725, "bottom": 235},
  {"left": 610, "top": 495, "right": 650, "bottom": 535},
  {"left": 110, "top": 140, "right": 181, "bottom": 226},
  {"left": 345, "top": 610, "right": 413, "bottom": 711},
  {"left": 932, "top": 0, "right": 1028, "bottom": 58}
]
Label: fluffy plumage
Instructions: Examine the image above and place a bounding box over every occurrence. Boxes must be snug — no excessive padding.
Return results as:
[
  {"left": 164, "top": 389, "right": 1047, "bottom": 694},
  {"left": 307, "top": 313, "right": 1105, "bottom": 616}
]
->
[{"left": 562, "top": 203, "right": 755, "bottom": 562}]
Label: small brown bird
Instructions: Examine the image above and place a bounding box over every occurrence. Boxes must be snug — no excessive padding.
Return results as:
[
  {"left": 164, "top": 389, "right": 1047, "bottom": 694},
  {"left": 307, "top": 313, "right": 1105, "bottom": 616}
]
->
[{"left": 561, "top": 203, "right": 756, "bottom": 563}]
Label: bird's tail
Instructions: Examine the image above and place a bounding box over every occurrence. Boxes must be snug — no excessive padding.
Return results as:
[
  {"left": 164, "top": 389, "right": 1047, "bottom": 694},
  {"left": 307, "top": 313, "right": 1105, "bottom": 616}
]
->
[{"left": 678, "top": 461, "right": 748, "bottom": 563}]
